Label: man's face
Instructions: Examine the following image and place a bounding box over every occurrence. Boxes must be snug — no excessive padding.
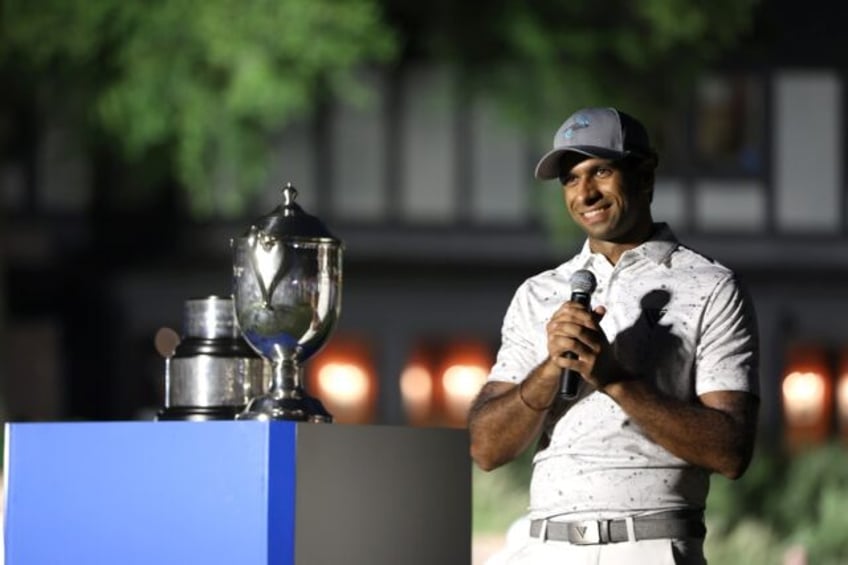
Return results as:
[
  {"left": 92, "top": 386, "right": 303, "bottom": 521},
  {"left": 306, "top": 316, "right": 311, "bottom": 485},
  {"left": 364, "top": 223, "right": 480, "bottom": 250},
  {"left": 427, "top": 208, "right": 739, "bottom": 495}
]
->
[{"left": 559, "top": 155, "right": 653, "bottom": 245}]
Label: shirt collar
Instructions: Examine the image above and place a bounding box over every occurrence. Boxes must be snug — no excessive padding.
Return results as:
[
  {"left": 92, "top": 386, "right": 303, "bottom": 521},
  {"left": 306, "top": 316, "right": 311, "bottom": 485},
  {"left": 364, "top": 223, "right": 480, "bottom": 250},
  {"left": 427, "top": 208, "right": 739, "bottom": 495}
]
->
[{"left": 572, "top": 222, "right": 679, "bottom": 269}]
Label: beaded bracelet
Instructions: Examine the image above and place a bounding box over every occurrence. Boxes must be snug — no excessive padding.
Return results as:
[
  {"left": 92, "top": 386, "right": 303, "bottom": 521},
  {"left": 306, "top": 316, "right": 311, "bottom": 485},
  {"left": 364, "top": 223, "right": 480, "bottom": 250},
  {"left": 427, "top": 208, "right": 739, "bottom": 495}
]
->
[{"left": 518, "top": 379, "right": 554, "bottom": 411}]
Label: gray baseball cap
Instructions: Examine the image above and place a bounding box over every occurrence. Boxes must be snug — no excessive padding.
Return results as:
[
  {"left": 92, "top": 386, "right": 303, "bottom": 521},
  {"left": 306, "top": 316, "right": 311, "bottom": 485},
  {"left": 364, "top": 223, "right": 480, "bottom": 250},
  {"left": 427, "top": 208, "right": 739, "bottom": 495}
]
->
[{"left": 534, "top": 107, "right": 653, "bottom": 180}]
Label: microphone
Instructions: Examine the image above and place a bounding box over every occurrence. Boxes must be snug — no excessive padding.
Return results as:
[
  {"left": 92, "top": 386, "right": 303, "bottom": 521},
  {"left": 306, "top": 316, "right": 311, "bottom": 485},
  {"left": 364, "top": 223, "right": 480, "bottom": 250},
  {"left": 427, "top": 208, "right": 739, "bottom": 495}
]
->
[{"left": 560, "top": 269, "right": 597, "bottom": 399}]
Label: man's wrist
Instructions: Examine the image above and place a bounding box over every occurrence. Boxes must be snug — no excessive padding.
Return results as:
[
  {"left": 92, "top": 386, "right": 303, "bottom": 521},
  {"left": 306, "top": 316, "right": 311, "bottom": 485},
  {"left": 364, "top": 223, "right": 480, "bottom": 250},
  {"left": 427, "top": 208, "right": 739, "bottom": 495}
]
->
[
  {"left": 516, "top": 358, "right": 560, "bottom": 411},
  {"left": 518, "top": 379, "right": 553, "bottom": 411},
  {"left": 539, "top": 356, "right": 562, "bottom": 379}
]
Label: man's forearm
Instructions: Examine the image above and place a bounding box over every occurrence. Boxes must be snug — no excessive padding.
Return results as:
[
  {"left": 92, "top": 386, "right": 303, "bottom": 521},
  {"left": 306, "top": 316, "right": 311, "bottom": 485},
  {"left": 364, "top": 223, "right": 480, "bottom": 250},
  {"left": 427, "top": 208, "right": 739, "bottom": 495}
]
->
[
  {"left": 468, "top": 360, "right": 559, "bottom": 471},
  {"left": 604, "top": 379, "right": 758, "bottom": 479}
]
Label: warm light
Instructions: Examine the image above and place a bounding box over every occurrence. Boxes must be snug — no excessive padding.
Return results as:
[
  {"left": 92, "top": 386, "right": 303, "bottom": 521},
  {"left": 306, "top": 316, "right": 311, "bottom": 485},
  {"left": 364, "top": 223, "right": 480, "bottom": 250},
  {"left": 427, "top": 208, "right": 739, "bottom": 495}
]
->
[
  {"left": 400, "top": 339, "right": 493, "bottom": 426},
  {"left": 401, "top": 365, "right": 433, "bottom": 405},
  {"left": 839, "top": 348, "right": 848, "bottom": 439},
  {"left": 442, "top": 364, "right": 488, "bottom": 420},
  {"left": 837, "top": 374, "right": 848, "bottom": 423},
  {"left": 400, "top": 364, "right": 434, "bottom": 423},
  {"left": 782, "top": 371, "right": 826, "bottom": 425},
  {"left": 443, "top": 365, "right": 488, "bottom": 401},
  {"left": 306, "top": 336, "right": 377, "bottom": 424},
  {"left": 317, "top": 362, "right": 370, "bottom": 407},
  {"left": 781, "top": 344, "right": 834, "bottom": 450}
]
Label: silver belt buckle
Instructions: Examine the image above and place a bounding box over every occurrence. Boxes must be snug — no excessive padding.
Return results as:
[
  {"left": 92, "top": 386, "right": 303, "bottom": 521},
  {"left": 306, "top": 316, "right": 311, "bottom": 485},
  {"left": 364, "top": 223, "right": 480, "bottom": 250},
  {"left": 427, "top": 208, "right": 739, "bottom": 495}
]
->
[{"left": 566, "top": 520, "right": 602, "bottom": 544}]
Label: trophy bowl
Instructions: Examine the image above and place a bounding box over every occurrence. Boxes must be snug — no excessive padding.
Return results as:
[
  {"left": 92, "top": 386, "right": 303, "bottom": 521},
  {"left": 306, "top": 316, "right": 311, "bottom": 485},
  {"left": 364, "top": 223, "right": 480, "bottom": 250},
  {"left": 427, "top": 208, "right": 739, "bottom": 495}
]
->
[{"left": 232, "top": 184, "right": 342, "bottom": 422}]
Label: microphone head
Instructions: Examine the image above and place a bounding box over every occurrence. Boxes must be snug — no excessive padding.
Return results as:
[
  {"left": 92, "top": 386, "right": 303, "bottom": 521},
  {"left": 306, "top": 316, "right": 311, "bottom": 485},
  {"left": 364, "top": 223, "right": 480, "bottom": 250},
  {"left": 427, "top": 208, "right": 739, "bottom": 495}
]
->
[{"left": 569, "top": 269, "right": 597, "bottom": 294}]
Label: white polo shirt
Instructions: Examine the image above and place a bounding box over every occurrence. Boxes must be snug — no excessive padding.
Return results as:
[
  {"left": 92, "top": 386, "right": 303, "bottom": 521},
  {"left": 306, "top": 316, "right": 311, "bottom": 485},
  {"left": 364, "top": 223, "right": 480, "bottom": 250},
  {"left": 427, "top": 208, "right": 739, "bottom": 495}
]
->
[{"left": 487, "top": 223, "right": 759, "bottom": 520}]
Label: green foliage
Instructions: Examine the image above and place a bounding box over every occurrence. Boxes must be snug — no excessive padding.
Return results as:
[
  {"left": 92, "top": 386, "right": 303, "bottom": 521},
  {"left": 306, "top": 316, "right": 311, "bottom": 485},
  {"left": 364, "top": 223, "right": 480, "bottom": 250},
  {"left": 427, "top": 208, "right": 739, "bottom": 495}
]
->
[
  {"left": 473, "top": 448, "right": 533, "bottom": 534},
  {"left": 707, "top": 443, "right": 848, "bottom": 564},
  {"left": 434, "top": 0, "right": 761, "bottom": 128},
  {"left": 1, "top": 0, "right": 396, "bottom": 216},
  {"left": 704, "top": 518, "right": 784, "bottom": 564}
]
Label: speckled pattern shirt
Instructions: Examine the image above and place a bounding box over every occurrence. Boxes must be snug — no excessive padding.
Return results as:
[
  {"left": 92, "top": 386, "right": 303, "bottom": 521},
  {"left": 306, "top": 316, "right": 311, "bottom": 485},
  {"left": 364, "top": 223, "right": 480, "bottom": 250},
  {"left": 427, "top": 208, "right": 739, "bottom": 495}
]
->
[{"left": 487, "top": 223, "right": 759, "bottom": 521}]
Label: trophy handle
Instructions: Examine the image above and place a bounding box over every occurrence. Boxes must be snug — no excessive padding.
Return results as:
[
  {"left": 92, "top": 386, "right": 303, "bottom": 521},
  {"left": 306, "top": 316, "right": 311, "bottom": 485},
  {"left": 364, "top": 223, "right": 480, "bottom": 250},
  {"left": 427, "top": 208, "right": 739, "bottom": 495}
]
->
[{"left": 245, "top": 228, "right": 292, "bottom": 308}]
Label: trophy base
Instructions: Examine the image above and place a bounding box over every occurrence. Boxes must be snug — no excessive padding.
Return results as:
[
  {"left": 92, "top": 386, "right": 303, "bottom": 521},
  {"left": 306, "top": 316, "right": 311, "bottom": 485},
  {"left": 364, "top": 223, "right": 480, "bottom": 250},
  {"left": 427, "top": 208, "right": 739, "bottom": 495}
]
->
[
  {"left": 156, "top": 406, "right": 243, "bottom": 421},
  {"left": 236, "top": 392, "right": 333, "bottom": 423}
]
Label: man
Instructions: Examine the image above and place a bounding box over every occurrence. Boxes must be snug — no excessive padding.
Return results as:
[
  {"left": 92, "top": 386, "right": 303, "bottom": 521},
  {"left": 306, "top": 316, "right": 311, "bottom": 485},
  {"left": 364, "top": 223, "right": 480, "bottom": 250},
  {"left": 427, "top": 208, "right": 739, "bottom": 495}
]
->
[{"left": 468, "top": 107, "right": 759, "bottom": 564}]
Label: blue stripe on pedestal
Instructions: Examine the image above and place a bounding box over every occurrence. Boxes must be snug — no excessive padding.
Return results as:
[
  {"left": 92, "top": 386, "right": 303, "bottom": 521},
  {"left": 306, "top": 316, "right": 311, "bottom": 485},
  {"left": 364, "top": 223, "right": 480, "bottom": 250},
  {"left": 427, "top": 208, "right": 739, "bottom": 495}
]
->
[{"left": 268, "top": 422, "right": 297, "bottom": 565}]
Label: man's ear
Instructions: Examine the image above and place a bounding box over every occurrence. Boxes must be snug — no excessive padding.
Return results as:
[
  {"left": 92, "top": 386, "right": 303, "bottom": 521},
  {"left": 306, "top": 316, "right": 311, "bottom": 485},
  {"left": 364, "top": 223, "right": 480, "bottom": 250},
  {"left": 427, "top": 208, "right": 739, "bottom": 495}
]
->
[
  {"left": 639, "top": 173, "right": 655, "bottom": 203},
  {"left": 637, "top": 156, "right": 657, "bottom": 200}
]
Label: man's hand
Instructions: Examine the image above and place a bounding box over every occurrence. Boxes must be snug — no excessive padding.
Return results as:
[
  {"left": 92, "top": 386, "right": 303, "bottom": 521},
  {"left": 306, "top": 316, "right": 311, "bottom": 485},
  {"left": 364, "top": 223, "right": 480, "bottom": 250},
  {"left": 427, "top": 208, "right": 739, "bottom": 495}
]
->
[{"left": 546, "top": 302, "right": 631, "bottom": 390}]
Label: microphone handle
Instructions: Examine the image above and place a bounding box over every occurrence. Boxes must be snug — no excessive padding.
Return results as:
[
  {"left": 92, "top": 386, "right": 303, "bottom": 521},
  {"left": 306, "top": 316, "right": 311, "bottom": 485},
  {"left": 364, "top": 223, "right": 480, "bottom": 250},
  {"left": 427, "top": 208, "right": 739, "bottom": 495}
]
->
[{"left": 559, "top": 291, "right": 592, "bottom": 400}]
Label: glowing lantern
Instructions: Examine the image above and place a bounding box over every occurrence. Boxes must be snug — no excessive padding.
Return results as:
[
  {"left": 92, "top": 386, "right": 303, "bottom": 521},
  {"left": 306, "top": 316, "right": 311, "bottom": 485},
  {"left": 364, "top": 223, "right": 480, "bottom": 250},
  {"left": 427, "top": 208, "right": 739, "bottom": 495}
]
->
[
  {"left": 438, "top": 340, "right": 492, "bottom": 428},
  {"left": 442, "top": 364, "right": 488, "bottom": 422},
  {"left": 307, "top": 337, "right": 376, "bottom": 424},
  {"left": 400, "top": 363, "right": 434, "bottom": 426},
  {"left": 399, "top": 339, "right": 493, "bottom": 427},
  {"left": 837, "top": 351, "right": 848, "bottom": 441},
  {"left": 783, "top": 371, "right": 826, "bottom": 425},
  {"left": 782, "top": 345, "right": 832, "bottom": 450}
]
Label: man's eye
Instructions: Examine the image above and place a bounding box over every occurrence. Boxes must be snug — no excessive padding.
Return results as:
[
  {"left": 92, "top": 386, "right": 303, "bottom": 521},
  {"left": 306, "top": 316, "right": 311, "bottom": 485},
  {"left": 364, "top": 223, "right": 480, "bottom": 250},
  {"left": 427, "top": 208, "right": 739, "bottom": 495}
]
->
[
  {"left": 595, "top": 167, "right": 612, "bottom": 177},
  {"left": 559, "top": 174, "right": 577, "bottom": 186}
]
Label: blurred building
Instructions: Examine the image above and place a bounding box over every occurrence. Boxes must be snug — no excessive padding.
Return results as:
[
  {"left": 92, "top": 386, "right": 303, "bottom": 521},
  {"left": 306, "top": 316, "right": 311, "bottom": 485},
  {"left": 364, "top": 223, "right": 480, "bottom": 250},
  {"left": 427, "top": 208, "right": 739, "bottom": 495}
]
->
[{"left": 2, "top": 2, "right": 847, "bottom": 450}]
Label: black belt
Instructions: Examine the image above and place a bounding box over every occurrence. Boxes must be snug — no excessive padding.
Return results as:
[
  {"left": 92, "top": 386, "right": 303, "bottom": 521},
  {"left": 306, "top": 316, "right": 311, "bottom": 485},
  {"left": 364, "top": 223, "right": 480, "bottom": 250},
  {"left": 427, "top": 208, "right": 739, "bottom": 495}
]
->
[{"left": 529, "top": 511, "right": 705, "bottom": 545}]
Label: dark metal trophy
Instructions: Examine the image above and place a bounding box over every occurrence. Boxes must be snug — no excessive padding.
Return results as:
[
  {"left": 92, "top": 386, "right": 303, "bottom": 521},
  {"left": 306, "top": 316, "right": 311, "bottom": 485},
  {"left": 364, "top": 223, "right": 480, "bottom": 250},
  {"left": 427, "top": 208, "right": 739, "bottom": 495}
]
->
[{"left": 232, "top": 183, "right": 342, "bottom": 422}]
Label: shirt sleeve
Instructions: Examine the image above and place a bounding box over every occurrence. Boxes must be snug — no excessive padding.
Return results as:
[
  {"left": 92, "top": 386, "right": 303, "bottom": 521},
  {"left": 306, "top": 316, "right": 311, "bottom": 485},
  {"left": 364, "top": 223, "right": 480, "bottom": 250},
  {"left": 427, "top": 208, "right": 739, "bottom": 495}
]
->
[
  {"left": 695, "top": 273, "right": 760, "bottom": 396},
  {"left": 487, "top": 281, "right": 544, "bottom": 384}
]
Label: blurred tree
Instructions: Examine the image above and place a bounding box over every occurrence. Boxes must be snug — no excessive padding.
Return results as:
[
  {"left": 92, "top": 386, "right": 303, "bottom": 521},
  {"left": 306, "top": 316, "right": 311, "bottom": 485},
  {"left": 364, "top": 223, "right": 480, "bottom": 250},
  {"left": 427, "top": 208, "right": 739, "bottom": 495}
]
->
[
  {"left": 0, "top": 0, "right": 760, "bottom": 217},
  {"left": 0, "top": 0, "right": 397, "bottom": 216},
  {"left": 390, "top": 0, "right": 760, "bottom": 128}
]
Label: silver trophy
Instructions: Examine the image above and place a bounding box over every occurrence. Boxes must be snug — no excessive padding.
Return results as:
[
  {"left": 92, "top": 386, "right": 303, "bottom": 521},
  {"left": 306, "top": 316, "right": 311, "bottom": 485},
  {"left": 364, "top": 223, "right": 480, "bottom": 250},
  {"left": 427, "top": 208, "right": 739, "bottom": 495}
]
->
[
  {"left": 157, "top": 296, "right": 269, "bottom": 421},
  {"left": 232, "top": 183, "right": 342, "bottom": 422}
]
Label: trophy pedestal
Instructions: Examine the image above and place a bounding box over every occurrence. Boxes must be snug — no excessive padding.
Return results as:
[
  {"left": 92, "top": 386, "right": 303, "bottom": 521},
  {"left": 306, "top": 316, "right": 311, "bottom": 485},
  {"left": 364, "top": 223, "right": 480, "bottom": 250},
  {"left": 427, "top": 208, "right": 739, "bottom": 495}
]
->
[{"left": 3, "top": 421, "right": 471, "bottom": 565}]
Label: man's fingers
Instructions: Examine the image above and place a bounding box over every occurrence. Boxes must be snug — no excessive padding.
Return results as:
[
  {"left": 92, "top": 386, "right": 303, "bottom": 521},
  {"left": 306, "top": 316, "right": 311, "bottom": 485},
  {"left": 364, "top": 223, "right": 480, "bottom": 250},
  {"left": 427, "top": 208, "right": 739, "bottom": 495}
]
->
[
  {"left": 550, "top": 305, "right": 599, "bottom": 328},
  {"left": 548, "top": 324, "right": 603, "bottom": 351},
  {"left": 548, "top": 335, "right": 599, "bottom": 363}
]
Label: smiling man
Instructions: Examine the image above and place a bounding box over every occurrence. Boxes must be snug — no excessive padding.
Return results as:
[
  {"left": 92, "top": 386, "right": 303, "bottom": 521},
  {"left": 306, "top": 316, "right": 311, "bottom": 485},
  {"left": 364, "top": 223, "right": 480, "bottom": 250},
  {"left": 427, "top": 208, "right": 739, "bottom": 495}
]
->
[{"left": 468, "top": 108, "right": 760, "bottom": 564}]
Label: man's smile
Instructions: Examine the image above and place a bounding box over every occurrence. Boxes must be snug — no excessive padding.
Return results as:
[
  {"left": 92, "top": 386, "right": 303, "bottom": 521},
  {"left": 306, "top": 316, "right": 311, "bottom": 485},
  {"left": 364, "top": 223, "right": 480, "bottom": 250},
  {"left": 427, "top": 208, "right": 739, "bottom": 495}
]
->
[{"left": 580, "top": 204, "right": 611, "bottom": 223}]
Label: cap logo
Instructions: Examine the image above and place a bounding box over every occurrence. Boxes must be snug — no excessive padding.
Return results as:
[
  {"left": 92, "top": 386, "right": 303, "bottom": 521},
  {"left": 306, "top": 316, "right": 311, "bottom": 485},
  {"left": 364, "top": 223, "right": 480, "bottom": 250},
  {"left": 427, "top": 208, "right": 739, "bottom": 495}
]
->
[{"left": 562, "top": 114, "right": 590, "bottom": 139}]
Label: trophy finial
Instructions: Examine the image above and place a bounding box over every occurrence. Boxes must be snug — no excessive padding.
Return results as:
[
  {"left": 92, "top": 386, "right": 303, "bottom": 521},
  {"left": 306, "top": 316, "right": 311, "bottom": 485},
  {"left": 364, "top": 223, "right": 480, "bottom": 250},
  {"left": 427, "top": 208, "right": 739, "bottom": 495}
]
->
[{"left": 281, "top": 183, "right": 298, "bottom": 206}]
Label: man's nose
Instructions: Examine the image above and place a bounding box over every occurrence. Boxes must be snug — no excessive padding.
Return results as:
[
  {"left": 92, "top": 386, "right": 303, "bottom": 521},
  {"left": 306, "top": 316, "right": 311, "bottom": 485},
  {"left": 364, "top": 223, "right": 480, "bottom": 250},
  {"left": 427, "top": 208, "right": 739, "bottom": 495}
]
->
[{"left": 573, "top": 176, "right": 599, "bottom": 200}]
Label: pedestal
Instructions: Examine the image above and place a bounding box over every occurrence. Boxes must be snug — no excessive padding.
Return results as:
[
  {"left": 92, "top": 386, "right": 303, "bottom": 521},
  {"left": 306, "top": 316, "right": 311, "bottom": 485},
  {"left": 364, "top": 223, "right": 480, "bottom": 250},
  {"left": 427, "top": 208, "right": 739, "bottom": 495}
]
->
[{"left": 3, "top": 421, "right": 470, "bottom": 565}]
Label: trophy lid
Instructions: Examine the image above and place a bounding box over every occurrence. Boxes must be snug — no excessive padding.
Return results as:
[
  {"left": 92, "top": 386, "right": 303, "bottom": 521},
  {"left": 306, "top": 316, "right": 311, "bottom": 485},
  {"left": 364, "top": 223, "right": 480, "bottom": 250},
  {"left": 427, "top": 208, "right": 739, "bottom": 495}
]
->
[{"left": 247, "top": 182, "right": 341, "bottom": 243}]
